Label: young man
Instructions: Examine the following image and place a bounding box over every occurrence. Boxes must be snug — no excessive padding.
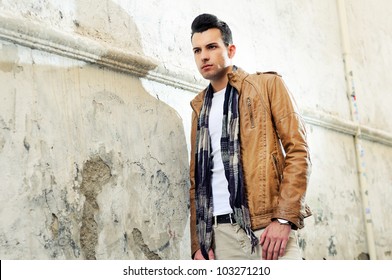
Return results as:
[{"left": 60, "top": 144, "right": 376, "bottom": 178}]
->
[{"left": 189, "top": 14, "right": 312, "bottom": 260}]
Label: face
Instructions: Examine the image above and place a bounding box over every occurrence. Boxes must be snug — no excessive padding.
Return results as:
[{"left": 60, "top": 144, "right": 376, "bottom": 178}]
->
[{"left": 191, "top": 28, "right": 236, "bottom": 85}]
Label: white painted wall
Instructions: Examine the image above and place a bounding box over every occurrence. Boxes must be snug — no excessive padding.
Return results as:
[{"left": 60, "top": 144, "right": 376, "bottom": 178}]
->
[{"left": 0, "top": 0, "right": 391, "bottom": 259}]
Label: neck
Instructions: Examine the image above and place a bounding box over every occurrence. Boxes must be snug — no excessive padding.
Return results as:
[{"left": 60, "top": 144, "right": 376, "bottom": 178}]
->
[{"left": 210, "top": 66, "right": 233, "bottom": 92}]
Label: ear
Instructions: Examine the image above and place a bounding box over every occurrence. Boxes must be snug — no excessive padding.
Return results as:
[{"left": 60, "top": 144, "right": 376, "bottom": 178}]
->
[{"left": 227, "top": 44, "right": 236, "bottom": 59}]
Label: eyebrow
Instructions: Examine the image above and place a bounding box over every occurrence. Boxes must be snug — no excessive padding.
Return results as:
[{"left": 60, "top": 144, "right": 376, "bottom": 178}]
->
[
  {"left": 206, "top": 42, "right": 218, "bottom": 47},
  {"left": 193, "top": 42, "right": 219, "bottom": 51}
]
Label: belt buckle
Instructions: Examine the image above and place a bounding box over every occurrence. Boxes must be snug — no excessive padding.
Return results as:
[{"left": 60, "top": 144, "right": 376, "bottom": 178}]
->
[
  {"left": 214, "top": 216, "right": 218, "bottom": 227},
  {"left": 229, "top": 213, "right": 235, "bottom": 225}
]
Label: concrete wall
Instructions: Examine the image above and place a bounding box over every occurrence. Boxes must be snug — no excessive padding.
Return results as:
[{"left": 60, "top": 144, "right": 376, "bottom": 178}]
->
[{"left": 0, "top": 0, "right": 391, "bottom": 260}]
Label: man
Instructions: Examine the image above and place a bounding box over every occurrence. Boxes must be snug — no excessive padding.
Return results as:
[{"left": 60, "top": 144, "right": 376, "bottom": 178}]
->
[{"left": 189, "top": 13, "right": 311, "bottom": 260}]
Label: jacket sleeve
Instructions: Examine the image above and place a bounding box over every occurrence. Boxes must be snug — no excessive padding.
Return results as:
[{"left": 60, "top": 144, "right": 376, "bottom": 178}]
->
[
  {"left": 189, "top": 110, "right": 199, "bottom": 257},
  {"left": 268, "top": 75, "right": 312, "bottom": 228}
]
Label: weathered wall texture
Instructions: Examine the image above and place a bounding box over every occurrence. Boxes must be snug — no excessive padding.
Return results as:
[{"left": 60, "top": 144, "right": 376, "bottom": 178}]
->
[
  {"left": 1, "top": 0, "right": 391, "bottom": 260},
  {"left": 0, "top": 0, "right": 190, "bottom": 259},
  {"left": 0, "top": 41, "right": 190, "bottom": 259}
]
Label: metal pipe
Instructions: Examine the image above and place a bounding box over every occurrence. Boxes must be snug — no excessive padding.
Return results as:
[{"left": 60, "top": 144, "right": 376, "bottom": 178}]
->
[{"left": 336, "top": 0, "right": 377, "bottom": 259}]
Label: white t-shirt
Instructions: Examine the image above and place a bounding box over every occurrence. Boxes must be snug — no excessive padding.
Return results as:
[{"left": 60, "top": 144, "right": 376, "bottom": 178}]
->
[{"left": 209, "top": 88, "right": 232, "bottom": 216}]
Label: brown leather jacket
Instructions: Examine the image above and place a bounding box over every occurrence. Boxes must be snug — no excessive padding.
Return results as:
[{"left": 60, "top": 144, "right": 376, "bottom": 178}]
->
[{"left": 189, "top": 67, "right": 312, "bottom": 256}]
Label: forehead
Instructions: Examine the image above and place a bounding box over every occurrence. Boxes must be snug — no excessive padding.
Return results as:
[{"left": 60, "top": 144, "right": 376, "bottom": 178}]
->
[{"left": 191, "top": 28, "right": 224, "bottom": 47}]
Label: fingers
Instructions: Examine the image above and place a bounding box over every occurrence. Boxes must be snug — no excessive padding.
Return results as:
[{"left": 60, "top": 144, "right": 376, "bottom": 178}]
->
[
  {"left": 260, "top": 222, "right": 291, "bottom": 260},
  {"left": 261, "top": 238, "right": 269, "bottom": 260},
  {"left": 208, "top": 249, "right": 215, "bottom": 260},
  {"left": 193, "top": 249, "right": 215, "bottom": 260},
  {"left": 261, "top": 235, "right": 288, "bottom": 260},
  {"left": 260, "top": 230, "right": 266, "bottom": 245},
  {"left": 193, "top": 249, "right": 207, "bottom": 260},
  {"left": 262, "top": 240, "right": 280, "bottom": 260},
  {"left": 279, "top": 239, "right": 288, "bottom": 257},
  {"left": 272, "top": 241, "right": 281, "bottom": 260}
]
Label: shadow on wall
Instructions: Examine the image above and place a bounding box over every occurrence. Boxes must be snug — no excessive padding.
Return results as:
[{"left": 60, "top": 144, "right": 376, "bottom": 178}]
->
[{"left": 0, "top": 0, "right": 190, "bottom": 260}]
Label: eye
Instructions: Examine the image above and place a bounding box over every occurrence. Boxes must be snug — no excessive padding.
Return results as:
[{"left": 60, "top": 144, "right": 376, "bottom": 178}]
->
[{"left": 193, "top": 49, "right": 201, "bottom": 54}]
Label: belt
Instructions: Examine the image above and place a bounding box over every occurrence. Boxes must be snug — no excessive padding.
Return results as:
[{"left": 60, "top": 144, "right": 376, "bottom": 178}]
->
[{"left": 214, "top": 213, "right": 236, "bottom": 226}]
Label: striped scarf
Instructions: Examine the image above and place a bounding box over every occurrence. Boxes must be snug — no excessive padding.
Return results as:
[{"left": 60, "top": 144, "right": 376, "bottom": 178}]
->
[{"left": 195, "top": 81, "right": 258, "bottom": 260}]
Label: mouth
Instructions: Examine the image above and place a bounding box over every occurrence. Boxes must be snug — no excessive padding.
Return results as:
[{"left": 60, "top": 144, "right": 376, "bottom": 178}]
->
[{"left": 201, "top": 64, "right": 213, "bottom": 71}]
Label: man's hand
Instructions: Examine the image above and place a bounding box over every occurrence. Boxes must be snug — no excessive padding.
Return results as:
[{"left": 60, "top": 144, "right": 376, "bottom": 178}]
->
[
  {"left": 259, "top": 220, "right": 291, "bottom": 260},
  {"left": 193, "top": 248, "right": 215, "bottom": 260}
]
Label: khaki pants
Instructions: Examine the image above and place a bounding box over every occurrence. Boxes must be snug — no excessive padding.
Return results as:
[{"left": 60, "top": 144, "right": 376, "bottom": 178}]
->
[{"left": 213, "top": 223, "right": 302, "bottom": 260}]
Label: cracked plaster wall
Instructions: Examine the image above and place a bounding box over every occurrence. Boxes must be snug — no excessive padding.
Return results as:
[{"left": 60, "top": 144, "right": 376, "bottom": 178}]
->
[
  {"left": 0, "top": 0, "right": 190, "bottom": 259},
  {"left": 0, "top": 41, "right": 190, "bottom": 259}
]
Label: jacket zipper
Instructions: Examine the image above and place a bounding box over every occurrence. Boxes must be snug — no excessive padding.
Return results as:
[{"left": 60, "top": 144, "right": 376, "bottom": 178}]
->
[
  {"left": 272, "top": 153, "right": 283, "bottom": 184},
  {"left": 247, "top": 97, "right": 255, "bottom": 128}
]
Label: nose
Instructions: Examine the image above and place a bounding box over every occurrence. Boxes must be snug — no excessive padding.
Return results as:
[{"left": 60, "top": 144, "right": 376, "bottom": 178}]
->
[{"left": 200, "top": 49, "right": 209, "bottom": 62}]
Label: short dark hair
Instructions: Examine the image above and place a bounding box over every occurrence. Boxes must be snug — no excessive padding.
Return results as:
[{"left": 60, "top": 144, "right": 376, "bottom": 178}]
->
[{"left": 191, "top": 13, "right": 233, "bottom": 45}]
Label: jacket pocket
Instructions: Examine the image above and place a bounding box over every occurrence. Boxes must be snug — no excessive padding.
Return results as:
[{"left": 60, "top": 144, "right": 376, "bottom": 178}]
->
[
  {"left": 271, "top": 152, "right": 283, "bottom": 185},
  {"left": 246, "top": 97, "right": 255, "bottom": 128}
]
